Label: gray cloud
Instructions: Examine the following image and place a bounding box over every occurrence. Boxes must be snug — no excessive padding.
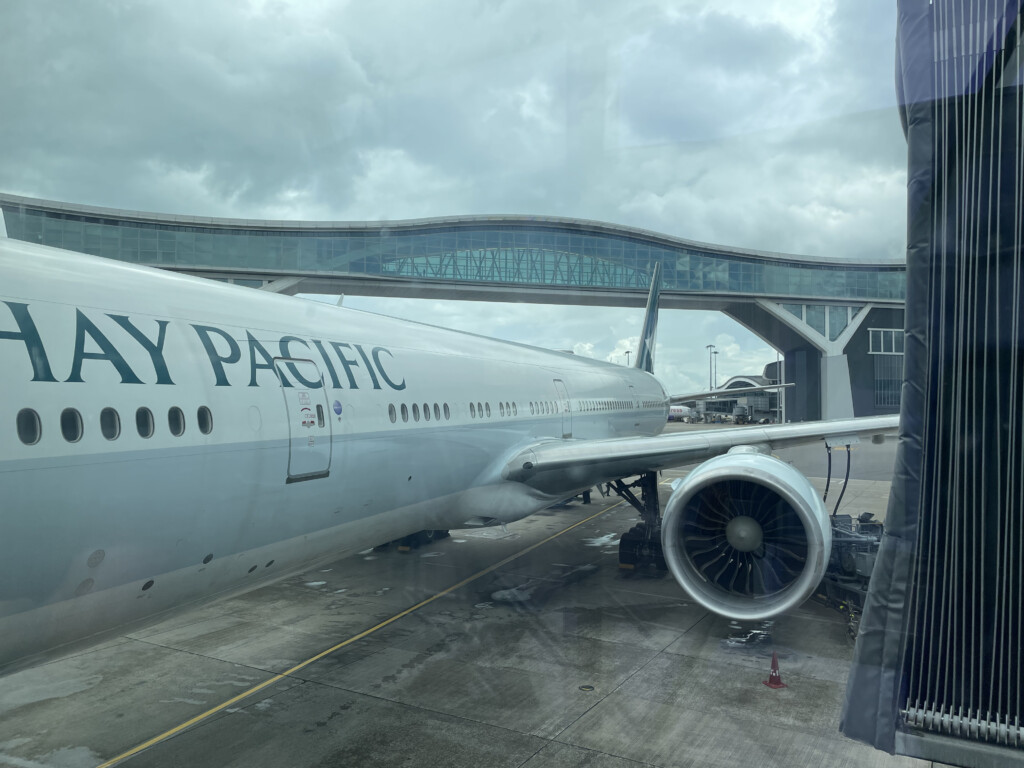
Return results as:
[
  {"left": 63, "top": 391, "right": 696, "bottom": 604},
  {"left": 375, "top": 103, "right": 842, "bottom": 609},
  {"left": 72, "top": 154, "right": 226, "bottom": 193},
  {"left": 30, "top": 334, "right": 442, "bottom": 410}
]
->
[{"left": 1, "top": 0, "right": 905, "bottom": 388}]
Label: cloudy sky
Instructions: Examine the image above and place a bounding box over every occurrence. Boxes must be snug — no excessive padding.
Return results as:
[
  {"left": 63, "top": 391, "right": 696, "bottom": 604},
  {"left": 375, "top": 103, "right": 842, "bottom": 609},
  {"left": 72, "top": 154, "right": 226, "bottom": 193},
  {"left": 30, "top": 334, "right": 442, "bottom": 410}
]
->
[{"left": 0, "top": 0, "right": 905, "bottom": 393}]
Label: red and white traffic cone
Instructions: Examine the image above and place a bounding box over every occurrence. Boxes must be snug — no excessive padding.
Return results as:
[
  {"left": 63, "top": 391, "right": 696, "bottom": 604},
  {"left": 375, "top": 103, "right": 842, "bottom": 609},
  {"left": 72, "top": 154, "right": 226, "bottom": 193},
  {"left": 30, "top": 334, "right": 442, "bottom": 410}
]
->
[{"left": 763, "top": 651, "right": 788, "bottom": 689}]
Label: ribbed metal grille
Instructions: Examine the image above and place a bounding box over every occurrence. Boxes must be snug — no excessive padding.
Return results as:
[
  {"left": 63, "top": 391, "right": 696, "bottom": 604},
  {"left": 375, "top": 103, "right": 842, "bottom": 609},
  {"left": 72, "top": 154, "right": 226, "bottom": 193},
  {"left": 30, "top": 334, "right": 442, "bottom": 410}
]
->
[{"left": 900, "top": 0, "right": 1024, "bottom": 748}]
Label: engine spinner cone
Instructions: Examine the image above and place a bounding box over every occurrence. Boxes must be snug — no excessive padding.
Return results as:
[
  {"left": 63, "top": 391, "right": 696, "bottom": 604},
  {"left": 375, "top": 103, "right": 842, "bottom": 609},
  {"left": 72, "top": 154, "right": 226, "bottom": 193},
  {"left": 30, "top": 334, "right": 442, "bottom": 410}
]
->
[{"left": 725, "top": 515, "right": 763, "bottom": 552}]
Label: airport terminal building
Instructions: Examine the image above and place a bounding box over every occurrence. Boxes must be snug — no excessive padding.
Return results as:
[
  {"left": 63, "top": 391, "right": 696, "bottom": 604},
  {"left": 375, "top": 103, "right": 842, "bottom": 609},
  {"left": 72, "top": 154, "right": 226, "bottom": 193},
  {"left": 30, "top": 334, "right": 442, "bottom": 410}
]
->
[{"left": 0, "top": 193, "right": 905, "bottom": 421}]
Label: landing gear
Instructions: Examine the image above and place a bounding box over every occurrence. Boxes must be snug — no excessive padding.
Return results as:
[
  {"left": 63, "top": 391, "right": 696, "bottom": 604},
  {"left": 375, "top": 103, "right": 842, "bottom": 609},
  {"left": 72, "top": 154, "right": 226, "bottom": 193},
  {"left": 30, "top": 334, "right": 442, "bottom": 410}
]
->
[
  {"left": 618, "top": 522, "right": 667, "bottom": 572},
  {"left": 396, "top": 529, "right": 450, "bottom": 552},
  {"left": 610, "top": 472, "right": 667, "bottom": 573}
]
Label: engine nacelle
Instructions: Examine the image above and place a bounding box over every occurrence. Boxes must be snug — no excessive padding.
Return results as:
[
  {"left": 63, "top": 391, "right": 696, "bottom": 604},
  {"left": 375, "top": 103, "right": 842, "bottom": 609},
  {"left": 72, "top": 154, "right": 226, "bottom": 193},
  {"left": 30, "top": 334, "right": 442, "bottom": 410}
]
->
[{"left": 661, "top": 451, "right": 831, "bottom": 621}]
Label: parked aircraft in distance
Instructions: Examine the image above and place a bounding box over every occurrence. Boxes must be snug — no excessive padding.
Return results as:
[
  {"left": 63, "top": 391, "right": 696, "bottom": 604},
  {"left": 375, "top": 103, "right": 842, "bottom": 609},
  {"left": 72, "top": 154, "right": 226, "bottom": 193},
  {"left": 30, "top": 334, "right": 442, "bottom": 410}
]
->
[
  {"left": 668, "top": 404, "right": 694, "bottom": 422},
  {"left": 0, "top": 239, "right": 897, "bottom": 672},
  {"left": 667, "top": 382, "right": 791, "bottom": 422}
]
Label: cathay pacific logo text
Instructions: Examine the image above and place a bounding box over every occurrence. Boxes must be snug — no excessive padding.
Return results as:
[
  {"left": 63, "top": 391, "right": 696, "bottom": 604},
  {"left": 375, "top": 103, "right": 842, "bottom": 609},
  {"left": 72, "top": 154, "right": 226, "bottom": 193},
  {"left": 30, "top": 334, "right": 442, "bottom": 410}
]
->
[{"left": 0, "top": 302, "right": 405, "bottom": 391}]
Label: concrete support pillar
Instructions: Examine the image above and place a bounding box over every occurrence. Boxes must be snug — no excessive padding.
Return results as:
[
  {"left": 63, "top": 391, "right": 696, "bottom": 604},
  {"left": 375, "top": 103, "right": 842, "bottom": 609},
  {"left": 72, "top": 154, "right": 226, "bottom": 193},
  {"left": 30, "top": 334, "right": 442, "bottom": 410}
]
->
[
  {"left": 782, "top": 347, "right": 821, "bottom": 422},
  {"left": 820, "top": 354, "right": 854, "bottom": 419},
  {"left": 726, "top": 299, "right": 879, "bottom": 421}
]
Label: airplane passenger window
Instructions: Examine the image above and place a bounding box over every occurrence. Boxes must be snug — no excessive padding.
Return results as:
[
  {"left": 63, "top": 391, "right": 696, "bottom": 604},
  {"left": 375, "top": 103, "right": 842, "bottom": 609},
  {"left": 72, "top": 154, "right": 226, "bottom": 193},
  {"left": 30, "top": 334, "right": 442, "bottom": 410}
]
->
[
  {"left": 485, "top": 403, "right": 491, "bottom": 417},
  {"left": 499, "top": 402, "right": 505, "bottom": 417},
  {"left": 412, "top": 403, "right": 420, "bottom": 422},
  {"left": 477, "top": 402, "right": 483, "bottom": 417},
  {"left": 389, "top": 404, "right": 397, "bottom": 423},
  {"left": 168, "top": 407, "right": 185, "bottom": 436},
  {"left": 401, "top": 404, "right": 409, "bottom": 422},
  {"left": 16, "top": 408, "right": 41, "bottom": 445},
  {"left": 61, "top": 408, "right": 83, "bottom": 443},
  {"left": 505, "top": 401, "right": 510, "bottom": 415},
  {"left": 433, "top": 403, "right": 440, "bottom": 420},
  {"left": 512, "top": 403, "right": 517, "bottom": 416},
  {"left": 443, "top": 403, "right": 450, "bottom": 420},
  {"left": 100, "top": 407, "right": 120, "bottom": 440},
  {"left": 197, "top": 406, "right": 213, "bottom": 435},
  {"left": 316, "top": 404, "right": 325, "bottom": 427},
  {"left": 470, "top": 402, "right": 476, "bottom": 418},
  {"left": 423, "top": 403, "right": 430, "bottom": 421},
  {"left": 136, "top": 407, "right": 154, "bottom": 438}
]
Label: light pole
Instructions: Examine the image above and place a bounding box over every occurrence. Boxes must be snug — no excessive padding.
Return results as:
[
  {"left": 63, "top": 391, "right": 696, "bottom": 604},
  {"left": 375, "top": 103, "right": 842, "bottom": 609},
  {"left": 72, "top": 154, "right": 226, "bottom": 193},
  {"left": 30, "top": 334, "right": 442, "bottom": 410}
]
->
[
  {"left": 712, "top": 349, "right": 719, "bottom": 388},
  {"left": 625, "top": 350, "right": 631, "bottom": 367},
  {"left": 705, "top": 344, "right": 716, "bottom": 389},
  {"left": 776, "top": 349, "right": 782, "bottom": 424}
]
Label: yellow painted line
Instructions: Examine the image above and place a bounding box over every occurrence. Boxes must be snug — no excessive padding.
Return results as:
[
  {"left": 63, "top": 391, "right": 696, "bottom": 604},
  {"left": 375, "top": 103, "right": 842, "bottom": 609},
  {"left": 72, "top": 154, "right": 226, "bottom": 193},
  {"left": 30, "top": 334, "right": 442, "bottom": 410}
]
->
[{"left": 97, "top": 501, "right": 623, "bottom": 767}]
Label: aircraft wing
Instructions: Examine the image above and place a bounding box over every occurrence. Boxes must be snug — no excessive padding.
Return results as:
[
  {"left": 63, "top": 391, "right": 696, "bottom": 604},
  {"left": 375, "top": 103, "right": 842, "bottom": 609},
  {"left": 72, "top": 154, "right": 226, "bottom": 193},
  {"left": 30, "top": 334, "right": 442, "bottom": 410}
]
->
[{"left": 503, "top": 415, "right": 897, "bottom": 496}]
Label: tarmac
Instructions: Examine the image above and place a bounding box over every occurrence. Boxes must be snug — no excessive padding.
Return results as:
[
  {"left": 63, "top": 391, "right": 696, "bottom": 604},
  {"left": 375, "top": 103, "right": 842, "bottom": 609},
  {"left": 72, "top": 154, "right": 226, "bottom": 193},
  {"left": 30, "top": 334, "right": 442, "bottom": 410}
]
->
[{"left": 0, "top": 425, "right": 932, "bottom": 768}]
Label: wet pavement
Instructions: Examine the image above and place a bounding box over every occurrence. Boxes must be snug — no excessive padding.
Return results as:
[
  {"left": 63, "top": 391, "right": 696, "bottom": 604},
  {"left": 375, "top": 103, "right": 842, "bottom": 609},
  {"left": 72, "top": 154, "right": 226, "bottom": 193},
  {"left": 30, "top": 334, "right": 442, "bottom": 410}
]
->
[{"left": 0, "top": 431, "right": 928, "bottom": 768}]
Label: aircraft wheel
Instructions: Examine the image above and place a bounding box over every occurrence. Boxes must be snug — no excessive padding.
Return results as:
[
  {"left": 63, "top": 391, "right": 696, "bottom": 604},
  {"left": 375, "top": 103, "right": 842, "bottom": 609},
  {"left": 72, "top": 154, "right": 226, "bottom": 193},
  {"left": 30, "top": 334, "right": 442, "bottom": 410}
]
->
[{"left": 618, "top": 525, "right": 642, "bottom": 571}]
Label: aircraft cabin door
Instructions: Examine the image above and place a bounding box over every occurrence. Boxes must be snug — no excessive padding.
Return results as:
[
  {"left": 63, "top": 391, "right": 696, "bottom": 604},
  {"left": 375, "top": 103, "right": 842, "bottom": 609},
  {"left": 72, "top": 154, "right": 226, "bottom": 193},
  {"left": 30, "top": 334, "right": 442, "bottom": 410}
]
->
[
  {"left": 275, "top": 358, "right": 332, "bottom": 483},
  {"left": 553, "top": 379, "right": 572, "bottom": 438}
]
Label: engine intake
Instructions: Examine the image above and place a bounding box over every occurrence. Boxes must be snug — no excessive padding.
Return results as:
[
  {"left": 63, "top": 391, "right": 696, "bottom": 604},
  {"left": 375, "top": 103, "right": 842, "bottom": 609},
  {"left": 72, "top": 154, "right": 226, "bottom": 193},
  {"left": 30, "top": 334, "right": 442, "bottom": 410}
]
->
[{"left": 661, "top": 451, "right": 831, "bottom": 621}]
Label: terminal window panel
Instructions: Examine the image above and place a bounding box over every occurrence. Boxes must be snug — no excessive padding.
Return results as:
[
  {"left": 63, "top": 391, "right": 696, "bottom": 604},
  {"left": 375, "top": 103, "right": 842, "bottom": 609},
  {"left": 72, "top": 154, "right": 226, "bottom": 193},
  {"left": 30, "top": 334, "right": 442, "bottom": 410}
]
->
[
  {"left": 872, "top": 352, "right": 903, "bottom": 407},
  {"left": 868, "top": 328, "right": 905, "bottom": 354}
]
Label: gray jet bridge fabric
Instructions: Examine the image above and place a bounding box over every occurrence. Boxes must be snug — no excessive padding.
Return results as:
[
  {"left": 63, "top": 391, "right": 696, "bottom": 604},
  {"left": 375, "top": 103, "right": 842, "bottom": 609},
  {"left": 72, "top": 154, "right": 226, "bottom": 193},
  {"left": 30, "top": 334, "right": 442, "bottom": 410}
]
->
[{"left": 842, "top": 2, "right": 1024, "bottom": 766}]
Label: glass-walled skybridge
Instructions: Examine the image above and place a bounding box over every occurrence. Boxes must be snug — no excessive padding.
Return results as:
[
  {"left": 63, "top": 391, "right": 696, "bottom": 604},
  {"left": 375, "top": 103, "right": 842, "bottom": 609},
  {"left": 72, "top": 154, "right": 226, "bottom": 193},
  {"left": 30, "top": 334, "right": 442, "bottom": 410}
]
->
[{"left": 0, "top": 194, "right": 905, "bottom": 310}]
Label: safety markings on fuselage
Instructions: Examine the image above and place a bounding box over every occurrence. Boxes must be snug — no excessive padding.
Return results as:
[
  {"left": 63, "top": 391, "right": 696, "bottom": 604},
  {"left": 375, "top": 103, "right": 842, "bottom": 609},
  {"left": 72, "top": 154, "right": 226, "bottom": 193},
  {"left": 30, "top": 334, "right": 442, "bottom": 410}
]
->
[{"left": 95, "top": 498, "right": 637, "bottom": 767}]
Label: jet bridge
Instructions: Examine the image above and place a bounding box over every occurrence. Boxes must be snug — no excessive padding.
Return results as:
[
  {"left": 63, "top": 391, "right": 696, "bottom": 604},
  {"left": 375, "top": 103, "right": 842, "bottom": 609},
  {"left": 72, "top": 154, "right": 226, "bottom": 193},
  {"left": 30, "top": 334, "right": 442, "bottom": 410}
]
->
[{"left": 842, "top": 3, "right": 1024, "bottom": 765}]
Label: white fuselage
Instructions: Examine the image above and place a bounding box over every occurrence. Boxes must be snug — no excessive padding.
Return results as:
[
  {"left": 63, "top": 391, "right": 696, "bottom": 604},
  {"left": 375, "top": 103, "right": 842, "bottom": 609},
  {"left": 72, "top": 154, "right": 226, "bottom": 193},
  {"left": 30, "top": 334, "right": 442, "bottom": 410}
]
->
[{"left": 0, "top": 239, "right": 668, "bottom": 670}]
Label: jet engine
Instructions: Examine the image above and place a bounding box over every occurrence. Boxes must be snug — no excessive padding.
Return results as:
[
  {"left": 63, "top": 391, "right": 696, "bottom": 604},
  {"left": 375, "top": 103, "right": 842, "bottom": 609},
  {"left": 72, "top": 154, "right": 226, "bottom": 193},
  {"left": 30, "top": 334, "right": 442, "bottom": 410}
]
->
[{"left": 660, "top": 449, "right": 831, "bottom": 621}]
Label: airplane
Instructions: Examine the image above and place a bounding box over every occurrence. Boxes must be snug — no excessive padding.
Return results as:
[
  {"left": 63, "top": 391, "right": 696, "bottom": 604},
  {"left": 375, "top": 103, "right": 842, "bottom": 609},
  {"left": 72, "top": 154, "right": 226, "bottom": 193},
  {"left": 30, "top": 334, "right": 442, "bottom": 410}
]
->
[
  {"left": 670, "top": 383, "right": 795, "bottom": 404},
  {"left": 667, "top": 404, "right": 695, "bottom": 422},
  {"left": 668, "top": 383, "right": 793, "bottom": 422},
  {"left": 0, "top": 237, "right": 898, "bottom": 673}
]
